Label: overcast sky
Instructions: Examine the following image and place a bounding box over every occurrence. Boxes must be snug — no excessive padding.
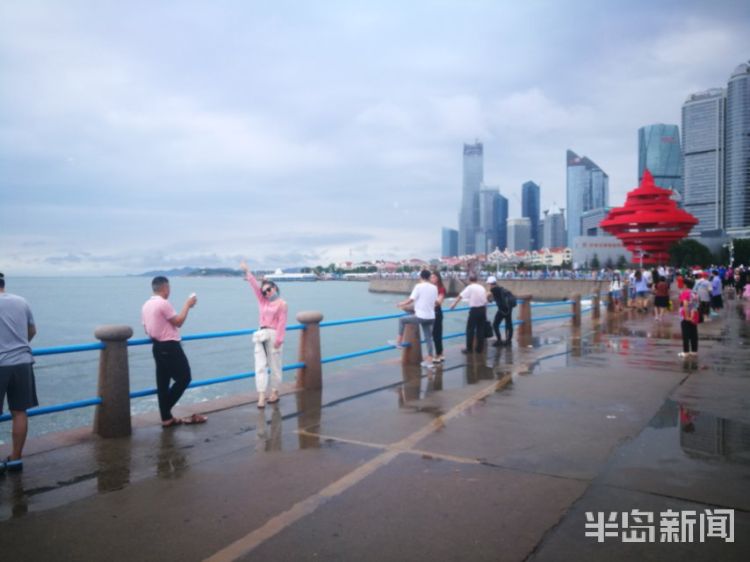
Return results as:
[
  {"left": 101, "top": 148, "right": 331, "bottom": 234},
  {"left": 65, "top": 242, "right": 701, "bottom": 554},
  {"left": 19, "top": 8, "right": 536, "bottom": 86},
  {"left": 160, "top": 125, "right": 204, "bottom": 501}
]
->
[{"left": 2, "top": 0, "right": 749, "bottom": 275}]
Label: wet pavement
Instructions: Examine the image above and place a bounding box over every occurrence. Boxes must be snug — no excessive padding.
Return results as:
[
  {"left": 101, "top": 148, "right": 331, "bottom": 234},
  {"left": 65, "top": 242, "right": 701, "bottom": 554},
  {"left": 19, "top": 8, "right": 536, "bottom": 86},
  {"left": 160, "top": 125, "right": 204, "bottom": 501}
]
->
[{"left": 1, "top": 303, "right": 749, "bottom": 561}]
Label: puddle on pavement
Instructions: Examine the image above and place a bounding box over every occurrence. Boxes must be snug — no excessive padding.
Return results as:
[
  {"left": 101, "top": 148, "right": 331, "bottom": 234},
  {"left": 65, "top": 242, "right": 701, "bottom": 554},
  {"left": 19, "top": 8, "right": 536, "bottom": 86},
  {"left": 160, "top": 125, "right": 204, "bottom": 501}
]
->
[
  {"left": 618, "top": 399, "right": 750, "bottom": 468},
  {"left": 527, "top": 336, "right": 565, "bottom": 348}
]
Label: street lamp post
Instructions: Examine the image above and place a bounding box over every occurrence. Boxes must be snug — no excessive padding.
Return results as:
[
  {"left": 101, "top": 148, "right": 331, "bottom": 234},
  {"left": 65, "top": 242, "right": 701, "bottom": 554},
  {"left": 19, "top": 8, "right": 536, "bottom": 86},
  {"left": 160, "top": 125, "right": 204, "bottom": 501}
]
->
[{"left": 724, "top": 240, "right": 735, "bottom": 268}]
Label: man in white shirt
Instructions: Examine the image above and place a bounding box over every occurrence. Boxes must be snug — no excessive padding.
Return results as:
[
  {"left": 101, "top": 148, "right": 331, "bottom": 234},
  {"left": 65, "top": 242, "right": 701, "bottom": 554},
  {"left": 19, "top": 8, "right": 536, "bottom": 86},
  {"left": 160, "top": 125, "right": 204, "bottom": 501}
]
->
[
  {"left": 390, "top": 269, "right": 438, "bottom": 366},
  {"left": 450, "top": 273, "right": 488, "bottom": 354}
]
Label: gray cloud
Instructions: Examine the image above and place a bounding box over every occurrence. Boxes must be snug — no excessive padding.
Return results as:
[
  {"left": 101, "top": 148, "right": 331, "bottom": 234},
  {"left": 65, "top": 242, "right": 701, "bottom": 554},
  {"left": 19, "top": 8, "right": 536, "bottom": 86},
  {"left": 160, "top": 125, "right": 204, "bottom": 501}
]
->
[{"left": 1, "top": 1, "right": 749, "bottom": 274}]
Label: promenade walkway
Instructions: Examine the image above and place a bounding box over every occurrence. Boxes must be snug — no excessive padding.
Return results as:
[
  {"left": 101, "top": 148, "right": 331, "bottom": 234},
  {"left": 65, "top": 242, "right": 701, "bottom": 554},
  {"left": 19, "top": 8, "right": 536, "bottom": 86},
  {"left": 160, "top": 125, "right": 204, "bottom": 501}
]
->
[{"left": 1, "top": 304, "right": 749, "bottom": 561}]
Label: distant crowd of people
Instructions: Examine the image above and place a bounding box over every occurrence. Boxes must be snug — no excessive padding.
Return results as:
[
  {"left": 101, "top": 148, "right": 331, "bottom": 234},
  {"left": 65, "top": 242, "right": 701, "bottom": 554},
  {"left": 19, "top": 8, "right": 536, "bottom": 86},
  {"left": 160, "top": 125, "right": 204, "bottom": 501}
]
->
[
  {"left": 607, "top": 264, "right": 750, "bottom": 358},
  {"left": 376, "top": 269, "right": 610, "bottom": 281}
]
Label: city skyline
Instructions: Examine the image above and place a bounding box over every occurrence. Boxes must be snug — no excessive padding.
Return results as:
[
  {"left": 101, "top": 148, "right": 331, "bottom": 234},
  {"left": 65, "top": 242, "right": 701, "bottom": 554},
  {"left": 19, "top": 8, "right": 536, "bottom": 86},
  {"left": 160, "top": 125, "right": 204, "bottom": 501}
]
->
[{"left": 2, "top": 2, "right": 750, "bottom": 274}]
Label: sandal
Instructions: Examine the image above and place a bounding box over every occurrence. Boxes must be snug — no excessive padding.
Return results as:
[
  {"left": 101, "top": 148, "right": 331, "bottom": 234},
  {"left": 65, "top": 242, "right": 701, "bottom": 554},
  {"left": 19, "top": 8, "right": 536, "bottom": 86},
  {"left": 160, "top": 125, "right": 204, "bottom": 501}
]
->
[
  {"left": 1, "top": 457, "right": 23, "bottom": 474},
  {"left": 162, "top": 417, "right": 183, "bottom": 428},
  {"left": 182, "top": 413, "right": 207, "bottom": 425},
  {"left": 267, "top": 394, "right": 280, "bottom": 404}
]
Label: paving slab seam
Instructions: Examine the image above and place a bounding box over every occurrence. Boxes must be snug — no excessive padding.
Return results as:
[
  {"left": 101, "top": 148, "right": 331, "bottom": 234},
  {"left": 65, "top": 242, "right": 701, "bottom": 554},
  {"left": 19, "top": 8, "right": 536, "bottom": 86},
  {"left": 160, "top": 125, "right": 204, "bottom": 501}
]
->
[
  {"left": 476, "top": 459, "right": 594, "bottom": 484},
  {"left": 296, "top": 428, "right": 604, "bottom": 484},
  {"left": 203, "top": 375, "right": 515, "bottom": 562},
  {"left": 595, "top": 482, "right": 750, "bottom": 514},
  {"left": 296, "top": 429, "right": 494, "bottom": 466},
  {"left": 520, "top": 483, "right": 592, "bottom": 562}
]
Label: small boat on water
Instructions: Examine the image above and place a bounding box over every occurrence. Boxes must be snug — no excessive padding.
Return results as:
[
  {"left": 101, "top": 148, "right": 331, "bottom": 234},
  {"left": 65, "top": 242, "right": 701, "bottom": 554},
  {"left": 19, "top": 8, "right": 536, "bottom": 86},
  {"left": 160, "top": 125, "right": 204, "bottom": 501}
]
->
[{"left": 264, "top": 268, "right": 318, "bottom": 282}]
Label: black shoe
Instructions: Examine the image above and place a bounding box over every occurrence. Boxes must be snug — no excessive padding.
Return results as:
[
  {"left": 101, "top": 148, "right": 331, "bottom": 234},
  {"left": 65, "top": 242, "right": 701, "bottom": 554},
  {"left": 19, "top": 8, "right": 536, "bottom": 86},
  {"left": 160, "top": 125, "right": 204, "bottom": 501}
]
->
[{"left": 492, "top": 341, "right": 502, "bottom": 347}]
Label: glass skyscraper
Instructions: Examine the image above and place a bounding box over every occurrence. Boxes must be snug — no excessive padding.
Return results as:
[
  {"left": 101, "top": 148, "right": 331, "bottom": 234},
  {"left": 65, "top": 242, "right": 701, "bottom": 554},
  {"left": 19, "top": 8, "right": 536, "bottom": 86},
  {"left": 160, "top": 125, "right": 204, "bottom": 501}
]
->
[
  {"left": 725, "top": 61, "right": 750, "bottom": 236},
  {"left": 441, "top": 227, "right": 458, "bottom": 258},
  {"left": 477, "top": 186, "right": 501, "bottom": 254},
  {"left": 507, "top": 218, "right": 531, "bottom": 252},
  {"left": 458, "top": 141, "right": 483, "bottom": 254},
  {"left": 638, "top": 124, "right": 683, "bottom": 201},
  {"left": 566, "top": 150, "right": 609, "bottom": 247},
  {"left": 522, "top": 181, "right": 541, "bottom": 250},
  {"left": 495, "top": 193, "right": 509, "bottom": 251},
  {"left": 543, "top": 205, "right": 566, "bottom": 248},
  {"left": 682, "top": 88, "right": 725, "bottom": 233}
]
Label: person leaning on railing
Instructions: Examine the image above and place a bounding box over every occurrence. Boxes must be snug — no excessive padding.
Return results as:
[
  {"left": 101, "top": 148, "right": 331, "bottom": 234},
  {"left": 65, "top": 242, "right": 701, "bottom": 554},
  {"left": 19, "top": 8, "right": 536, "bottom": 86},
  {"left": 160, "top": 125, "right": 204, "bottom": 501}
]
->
[
  {"left": 449, "top": 273, "right": 488, "bottom": 354},
  {"left": 0, "top": 272, "right": 38, "bottom": 473},
  {"left": 388, "top": 269, "right": 438, "bottom": 367}
]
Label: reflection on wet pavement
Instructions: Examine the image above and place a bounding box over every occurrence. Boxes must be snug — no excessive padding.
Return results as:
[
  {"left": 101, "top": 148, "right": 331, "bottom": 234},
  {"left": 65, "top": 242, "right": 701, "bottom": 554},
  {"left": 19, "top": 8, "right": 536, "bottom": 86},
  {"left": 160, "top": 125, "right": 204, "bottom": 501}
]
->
[
  {"left": 156, "top": 430, "right": 188, "bottom": 479},
  {"left": 256, "top": 404, "right": 283, "bottom": 452},
  {"left": 678, "top": 402, "right": 750, "bottom": 464}
]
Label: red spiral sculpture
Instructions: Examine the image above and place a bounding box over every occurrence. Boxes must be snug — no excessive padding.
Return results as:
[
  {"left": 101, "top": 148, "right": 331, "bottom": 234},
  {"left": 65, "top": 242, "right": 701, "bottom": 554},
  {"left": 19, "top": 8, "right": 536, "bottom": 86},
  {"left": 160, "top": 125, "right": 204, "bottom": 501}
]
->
[{"left": 600, "top": 170, "right": 698, "bottom": 264}]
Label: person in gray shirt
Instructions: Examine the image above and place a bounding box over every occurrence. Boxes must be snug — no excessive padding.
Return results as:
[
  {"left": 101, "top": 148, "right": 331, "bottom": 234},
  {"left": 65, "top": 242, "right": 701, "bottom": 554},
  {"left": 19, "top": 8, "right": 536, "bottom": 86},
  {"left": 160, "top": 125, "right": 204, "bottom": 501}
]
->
[{"left": 0, "top": 273, "right": 38, "bottom": 473}]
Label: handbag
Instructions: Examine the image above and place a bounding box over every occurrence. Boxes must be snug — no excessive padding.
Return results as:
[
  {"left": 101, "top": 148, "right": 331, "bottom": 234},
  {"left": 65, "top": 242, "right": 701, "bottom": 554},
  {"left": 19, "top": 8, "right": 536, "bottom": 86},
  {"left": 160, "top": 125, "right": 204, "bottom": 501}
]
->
[{"left": 484, "top": 320, "right": 494, "bottom": 338}]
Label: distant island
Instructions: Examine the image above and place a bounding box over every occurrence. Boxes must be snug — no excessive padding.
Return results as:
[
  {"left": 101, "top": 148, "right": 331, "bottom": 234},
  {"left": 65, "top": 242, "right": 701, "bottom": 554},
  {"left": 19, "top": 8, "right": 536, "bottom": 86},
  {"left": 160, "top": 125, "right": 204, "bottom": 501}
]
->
[
  {"left": 134, "top": 267, "right": 243, "bottom": 278},
  {"left": 134, "top": 266, "right": 315, "bottom": 278}
]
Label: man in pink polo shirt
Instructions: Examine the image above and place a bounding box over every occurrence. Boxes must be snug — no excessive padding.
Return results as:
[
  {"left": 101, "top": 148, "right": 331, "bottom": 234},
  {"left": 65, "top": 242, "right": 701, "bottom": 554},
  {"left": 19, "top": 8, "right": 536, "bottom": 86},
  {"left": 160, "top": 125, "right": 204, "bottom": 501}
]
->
[{"left": 141, "top": 276, "right": 206, "bottom": 427}]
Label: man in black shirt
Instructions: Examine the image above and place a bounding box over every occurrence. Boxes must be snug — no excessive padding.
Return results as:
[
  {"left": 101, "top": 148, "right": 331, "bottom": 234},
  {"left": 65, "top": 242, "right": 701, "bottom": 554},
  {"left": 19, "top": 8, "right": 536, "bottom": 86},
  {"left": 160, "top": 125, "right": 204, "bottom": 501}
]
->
[{"left": 488, "top": 276, "right": 515, "bottom": 347}]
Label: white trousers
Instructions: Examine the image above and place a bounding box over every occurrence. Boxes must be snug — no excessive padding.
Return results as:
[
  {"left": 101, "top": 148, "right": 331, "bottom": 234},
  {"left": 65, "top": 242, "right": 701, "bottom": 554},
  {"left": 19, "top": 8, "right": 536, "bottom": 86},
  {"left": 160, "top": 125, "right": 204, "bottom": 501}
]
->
[{"left": 254, "top": 328, "right": 283, "bottom": 393}]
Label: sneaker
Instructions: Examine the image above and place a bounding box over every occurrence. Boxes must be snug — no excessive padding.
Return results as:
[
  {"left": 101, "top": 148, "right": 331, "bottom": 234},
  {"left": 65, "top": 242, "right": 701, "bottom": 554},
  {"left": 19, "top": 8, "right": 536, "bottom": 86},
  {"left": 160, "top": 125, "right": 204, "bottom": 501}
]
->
[
  {"left": 420, "top": 360, "right": 435, "bottom": 369},
  {"left": 678, "top": 352, "right": 688, "bottom": 358},
  {"left": 432, "top": 357, "right": 441, "bottom": 364}
]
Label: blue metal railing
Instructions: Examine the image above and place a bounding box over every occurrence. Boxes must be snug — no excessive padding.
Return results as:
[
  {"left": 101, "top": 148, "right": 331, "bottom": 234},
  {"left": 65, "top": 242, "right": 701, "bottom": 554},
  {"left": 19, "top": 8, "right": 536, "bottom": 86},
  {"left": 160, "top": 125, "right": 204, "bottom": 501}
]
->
[
  {"left": 1, "top": 301, "right": 588, "bottom": 423},
  {"left": 33, "top": 342, "right": 105, "bottom": 356}
]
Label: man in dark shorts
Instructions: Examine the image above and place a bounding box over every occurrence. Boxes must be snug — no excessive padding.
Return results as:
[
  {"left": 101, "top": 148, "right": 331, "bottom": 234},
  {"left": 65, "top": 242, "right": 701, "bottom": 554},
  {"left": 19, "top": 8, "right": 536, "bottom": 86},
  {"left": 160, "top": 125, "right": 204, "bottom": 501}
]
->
[{"left": 0, "top": 273, "right": 39, "bottom": 473}]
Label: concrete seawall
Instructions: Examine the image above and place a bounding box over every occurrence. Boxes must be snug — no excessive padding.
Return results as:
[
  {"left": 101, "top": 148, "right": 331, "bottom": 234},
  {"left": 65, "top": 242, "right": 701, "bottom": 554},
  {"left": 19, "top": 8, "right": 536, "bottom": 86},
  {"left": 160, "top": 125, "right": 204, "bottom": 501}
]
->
[{"left": 369, "top": 278, "right": 606, "bottom": 300}]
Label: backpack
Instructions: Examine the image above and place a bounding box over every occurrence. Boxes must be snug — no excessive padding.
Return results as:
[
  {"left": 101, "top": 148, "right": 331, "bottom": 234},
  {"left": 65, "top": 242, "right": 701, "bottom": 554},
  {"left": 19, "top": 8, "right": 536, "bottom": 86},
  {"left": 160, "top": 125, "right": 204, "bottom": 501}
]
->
[
  {"left": 684, "top": 293, "right": 700, "bottom": 325},
  {"left": 500, "top": 289, "right": 516, "bottom": 314}
]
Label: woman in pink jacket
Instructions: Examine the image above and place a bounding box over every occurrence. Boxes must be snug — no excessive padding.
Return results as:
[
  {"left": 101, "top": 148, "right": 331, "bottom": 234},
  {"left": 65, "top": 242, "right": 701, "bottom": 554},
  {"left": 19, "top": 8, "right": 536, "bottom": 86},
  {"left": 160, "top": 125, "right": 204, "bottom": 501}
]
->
[{"left": 240, "top": 261, "right": 288, "bottom": 408}]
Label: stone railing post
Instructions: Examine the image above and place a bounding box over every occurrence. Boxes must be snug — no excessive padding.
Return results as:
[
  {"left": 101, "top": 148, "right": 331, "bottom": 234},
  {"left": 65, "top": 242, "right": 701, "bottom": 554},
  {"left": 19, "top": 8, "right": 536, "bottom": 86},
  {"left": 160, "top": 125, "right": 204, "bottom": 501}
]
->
[
  {"left": 517, "top": 294, "right": 532, "bottom": 341},
  {"left": 93, "top": 325, "right": 133, "bottom": 438},
  {"left": 571, "top": 294, "right": 582, "bottom": 327},
  {"left": 592, "top": 293, "right": 601, "bottom": 319},
  {"left": 296, "top": 311, "right": 324, "bottom": 391},
  {"left": 402, "top": 322, "right": 422, "bottom": 365}
]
